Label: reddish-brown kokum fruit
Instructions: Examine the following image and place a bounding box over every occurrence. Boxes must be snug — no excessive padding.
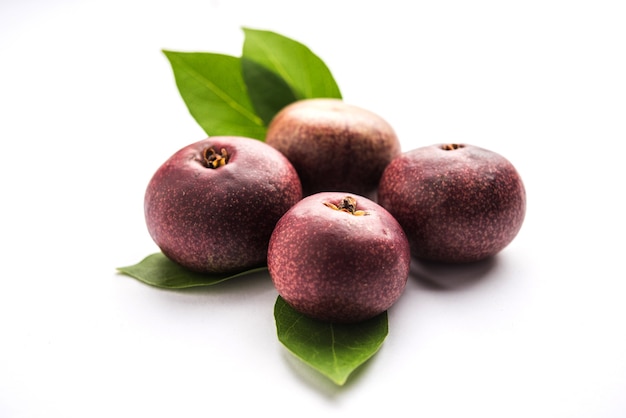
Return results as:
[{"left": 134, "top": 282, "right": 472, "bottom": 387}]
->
[
  {"left": 268, "top": 192, "right": 410, "bottom": 323},
  {"left": 265, "top": 98, "right": 401, "bottom": 196},
  {"left": 145, "top": 136, "right": 302, "bottom": 273},
  {"left": 378, "top": 143, "right": 526, "bottom": 263}
]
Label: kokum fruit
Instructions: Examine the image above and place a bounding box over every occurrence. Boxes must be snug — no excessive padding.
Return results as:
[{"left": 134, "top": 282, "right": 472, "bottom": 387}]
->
[
  {"left": 377, "top": 143, "right": 526, "bottom": 263},
  {"left": 144, "top": 136, "right": 302, "bottom": 273},
  {"left": 268, "top": 192, "right": 410, "bottom": 323},
  {"left": 265, "top": 98, "right": 401, "bottom": 196}
]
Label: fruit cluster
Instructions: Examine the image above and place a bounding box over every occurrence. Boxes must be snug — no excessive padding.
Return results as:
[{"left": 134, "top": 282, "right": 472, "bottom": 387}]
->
[{"left": 145, "top": 98, "right": 526, "bottom": 324}]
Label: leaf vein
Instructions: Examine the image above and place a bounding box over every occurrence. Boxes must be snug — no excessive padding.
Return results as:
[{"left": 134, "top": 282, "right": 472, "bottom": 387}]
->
[{"left": 171, "top": 54, "right": 263, "bottom": 126}]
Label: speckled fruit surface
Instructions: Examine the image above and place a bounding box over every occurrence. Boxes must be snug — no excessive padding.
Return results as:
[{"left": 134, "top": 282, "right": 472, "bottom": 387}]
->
[
  {"left": 265, "top": 98, "right": 401, "bottom": 196},
  {"left": 378, "top": 143, "right": 526, "bottom": 263},
  {"left": 144, "top": 136, "right": 302, "bottom": 273},
  {"left": 267, "top": 192, "right": 410, "bottom": 323}
]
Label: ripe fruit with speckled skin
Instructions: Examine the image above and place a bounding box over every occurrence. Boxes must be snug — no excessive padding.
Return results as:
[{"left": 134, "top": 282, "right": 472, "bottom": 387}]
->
[
  {"left": 378, "top": 143, "right": 526, "bottom": 263},
  {"left": 265, "top": 98, "right": 401, "bottom": 196},
  {"left": 268, "top": 192, "right": 410, "bottom": 323},
  {"left": 145, "top": 136, "right": 302, "bottom": 273}
]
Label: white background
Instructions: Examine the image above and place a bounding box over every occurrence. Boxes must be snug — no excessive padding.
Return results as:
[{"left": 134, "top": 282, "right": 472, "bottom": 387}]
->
[{"left": 1, "top": 1, "right": 625, "bottom": 417}]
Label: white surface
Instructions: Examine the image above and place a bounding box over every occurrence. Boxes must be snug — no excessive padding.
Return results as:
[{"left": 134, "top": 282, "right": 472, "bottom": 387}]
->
[{"left": 1, "top": 1, "right": 625, "bottom": 417}]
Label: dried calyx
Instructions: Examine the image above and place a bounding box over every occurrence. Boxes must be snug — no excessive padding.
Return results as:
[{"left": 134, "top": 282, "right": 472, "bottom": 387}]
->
[
  {"left": 203, "top": 147, "right": 229, "bottom": 168},
  {"left": 442, "top": 144, "right": 464, "bottom": 151},
  {"left": 324, "top": 196, "right": 367, "bottom": 216}
]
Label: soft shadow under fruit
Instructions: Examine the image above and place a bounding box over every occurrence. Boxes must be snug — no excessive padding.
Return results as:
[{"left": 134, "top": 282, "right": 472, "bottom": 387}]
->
[{"left": 410, "top": 257, "right": 499, "bottom": 290}]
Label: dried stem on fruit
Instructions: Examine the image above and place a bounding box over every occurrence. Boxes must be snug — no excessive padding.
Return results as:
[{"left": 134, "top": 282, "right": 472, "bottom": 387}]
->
[
  {"left": 442, "top": 144, "right": 463, "bottom": 151},
  {"left": 203, "top": 147, "right": 229, "bottom": 168},
  {"left": 324, "top": 196, "right": 367, "bottom": 216}
]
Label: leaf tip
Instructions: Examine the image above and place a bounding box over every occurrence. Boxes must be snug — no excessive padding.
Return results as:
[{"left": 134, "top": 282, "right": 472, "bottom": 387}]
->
[{"left": 115, "top": 265, "right": 130, "bottom": 275}]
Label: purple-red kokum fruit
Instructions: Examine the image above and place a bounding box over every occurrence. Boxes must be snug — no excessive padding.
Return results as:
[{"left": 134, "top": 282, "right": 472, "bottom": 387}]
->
[
  {"left": 377, "top": 143, "right": 526, "bottom": 263},
  {"left": 265, "top": 98, "right": 401, "bottom": 196},
  {"left": 145, "top": 136, "right": 302, "bottom": 273},
  {"left": 268, "top": 192, "right": 410, "bottom": 323}
]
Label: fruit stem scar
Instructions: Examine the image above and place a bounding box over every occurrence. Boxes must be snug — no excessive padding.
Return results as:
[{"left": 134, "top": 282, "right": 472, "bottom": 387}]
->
[
  {"left": 442, "top": 144, "right": 463, "bottom": 150},
  {"left": 203, "top": 147, "right": 229, "bottom": 168},
  {"left": 323, "top": 196, "right": 367, "bottom": 216}
]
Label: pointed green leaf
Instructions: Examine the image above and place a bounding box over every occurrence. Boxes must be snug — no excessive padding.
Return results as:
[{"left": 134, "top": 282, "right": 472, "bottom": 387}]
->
[
  {"left": 241, "top": 28, "right": 342, "bottom": 124},
  {"left": 163, "top": 50, "right": 266, "bottom": 140},
  {"left": 274, "top": 296, "right": 388, "bottom": 385},
  {"left": 117, "top": 252, "right": 267, "bottom": 289}
]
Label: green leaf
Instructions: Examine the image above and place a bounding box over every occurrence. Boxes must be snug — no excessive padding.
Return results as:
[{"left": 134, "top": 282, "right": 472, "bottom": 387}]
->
[
  {"left": 162, "top": 50, "right": 266, "bottom": 140},
  {"left": 274, "top": 296, "right": 388, "bottom": 386},
  {"left": 240, "top": 57, "right": 297, "bottom": 126},
  {"left": 241, "top": 28, "right": 342, "bottom": 124},
  {"left": 117, "top": 252, "right": 267, "bottom": 289}
]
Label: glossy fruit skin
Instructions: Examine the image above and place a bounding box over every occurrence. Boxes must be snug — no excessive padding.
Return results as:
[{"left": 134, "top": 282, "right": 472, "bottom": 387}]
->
[
  {"left": 265, "top": 98, "right": 401, "bottom": 196},
  {"left": 378, "top": 144, "right": 526, "bottom": 263},
  {"left": 268, "top": 192, "right": 410, "bottom": 323},
  {"left": 145, "top": 136, "right": 302, "bottom": 273}
]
